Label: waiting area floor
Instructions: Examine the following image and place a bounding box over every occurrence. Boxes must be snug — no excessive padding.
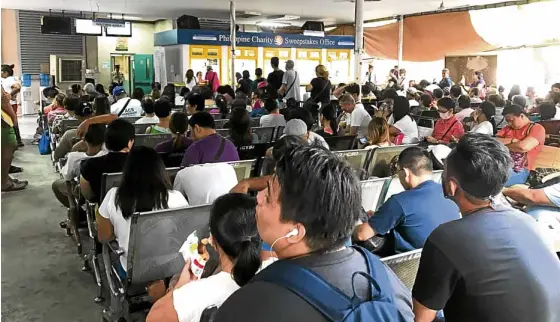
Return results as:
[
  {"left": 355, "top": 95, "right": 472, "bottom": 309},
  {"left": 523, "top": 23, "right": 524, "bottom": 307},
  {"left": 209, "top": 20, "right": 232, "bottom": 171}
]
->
[{"left": 1, "top": 115, "right": 103, "bottom": 321}]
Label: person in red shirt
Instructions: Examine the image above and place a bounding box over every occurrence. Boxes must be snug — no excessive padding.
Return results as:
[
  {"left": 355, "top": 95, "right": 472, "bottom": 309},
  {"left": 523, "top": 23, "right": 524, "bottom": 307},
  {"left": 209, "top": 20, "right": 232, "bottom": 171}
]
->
[
  {"left": 496, "top": 104, "right": 546, "bottom": 187},
  {"left": 427, "top": 97, "right": 465, "bottom": 144}
]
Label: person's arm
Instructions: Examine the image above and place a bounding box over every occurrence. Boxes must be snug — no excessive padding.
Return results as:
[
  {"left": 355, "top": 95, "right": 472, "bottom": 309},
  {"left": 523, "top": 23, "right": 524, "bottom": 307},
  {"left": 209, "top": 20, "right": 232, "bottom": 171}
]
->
[
  {"left": 54, "top": 132, "right": 72, "bottom": 161},
  {"left": 279, "top": 73, "right": 288, "bottom": 95},
  {"left": 1, "top": 89, "right": 17, "bottom": 126},
  {"left": 147, "top": 260, "right": 198, "bottom": 322},
  {"left": 96, "top": 208, "right": 115, "bottom": 242},
  {"left": 389, "top": 125, "right": 402, "bottom": 136},
  {"left": 503, "top": 187, "right": 555, "bottom": 207},
  {"left": 413, "top": 299, "right": 438, "bottom": 322},
  {"left": 333, "top": 84, "right": 346, "bottom": 98},
  {"left": 355, "top": 197, "right": 404, "bottom": 241},
  {"left": 354, "top": 223, "right": 376, "bottom": 241},
  {"left": 230, "top": 175, "right": 272, "bottom": 194},
  {"left": 80, "top": 175, "right": 95, "bottom": 202},
  {"left": 10, "top": 83, "right": 21, "bottom": 97},
  {"left": 349, "top": 127, "right": 359, "bottom": 136},
  {"left": 506, "top": 126, "right": 544, "bottom": 152},
  {"left": 77, "top": 114, "right": 118, "bottom": 138},
  {"left": 279, "top": 84, "right": 287, "bottom": 95},
  {"left": 305, "top": 83, "right": 313, "bottom": 92}
]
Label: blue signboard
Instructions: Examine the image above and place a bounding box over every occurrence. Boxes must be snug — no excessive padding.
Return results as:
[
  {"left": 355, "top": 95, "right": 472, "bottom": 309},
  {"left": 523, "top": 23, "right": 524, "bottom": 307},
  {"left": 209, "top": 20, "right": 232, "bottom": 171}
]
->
[{"left": 154, "top": 29, "right": 355, "bottom": 49}]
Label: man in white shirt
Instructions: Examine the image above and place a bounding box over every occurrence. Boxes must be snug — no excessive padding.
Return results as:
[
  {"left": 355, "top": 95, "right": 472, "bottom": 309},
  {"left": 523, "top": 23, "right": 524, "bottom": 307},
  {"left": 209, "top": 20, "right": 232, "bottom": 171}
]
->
[
  {"left": 173, "top": 163, "right": 238, "bottom": 205},
  {"left": 52, "top": 124, "right": 106, "bottom": 208},
  {"left": 279, "top": 60, "right": 300, "bottom": 101},
  {"left": 339, "top": 93, "right": 371, "bottom": 138},
  {"left": 110, "top": 86, "right": 143, "bottom": 117}
]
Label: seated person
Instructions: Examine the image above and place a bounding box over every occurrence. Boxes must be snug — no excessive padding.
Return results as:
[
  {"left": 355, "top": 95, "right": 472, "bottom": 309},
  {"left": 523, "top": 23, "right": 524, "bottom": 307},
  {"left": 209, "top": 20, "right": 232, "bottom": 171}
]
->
[
  {"left": 180, "top": 112, "right": 239, "bottom": 167},
  {"left": 154, "top": 112, "right": 193, "bottom": 154},
  {"left": 42, "top": 86, "right": 59, "bottom": 114},
  {"left": 52, "top": 124, "right": 107, "bottom": 208},
  {"left": 503, "top": 182, "right": 560, "bottom": 220},
  {"left": 51, "top": 94, "right": 78, "bottom": 130},
  {"left": 365, "top": 117, "right": 394, "bottom": 149},
  {"left": 496, "top": 104, "right": 545, "bottom": 187},
  {"left": 454, "top": 95, "right": 473, "bottom": 122},
  {"left": 147, "top": 193, "right": 262, "bottom": 322},
  {"left": 46, "top": 93, "right": 67, "bottom": 124},
  {"left": 251, "top": 84, "right": 273, "bottom": 118},
  {"left": 147, "top": 97, "right": 173, "bottom": 134},
  {"left": 186, "top": 93, "right": 205, "bottom": 116},
  {"left": 388, "top": 96, "right": 419, "bottom": 144},
  {"left": 174, "top": 161, "right": 238, "bottom": 205},
  {"left": 469, "top": 101, "right": 496, "bottom": 135},
  {"left": 259, "top": 99, "right": 286, "bottom": 128},
  {"left": 339, "top": 93, "right": 372, "bottom": 139},
  {"left": 354, "top": 147, "right": 460, "bottom": 254},
  {"left": 287, "top": 107, "right": 329, "bottom": 149},
  {"left": 80, "top": 119, "right": 135, "bottom": 204},
  {"left": 315, "top": 103, "right": 342, "bottom": 138},
  {"left": 97, "top": 146, "right": 188, "bottom": 274},
  {"left": 227, "top": 108, "right": 258, "bottom": 147},
  {"left": 136, "top": 97, "right": 159, "bottom": 124},
  {"left": 214, "top": 145, "right": 414, "bottom": 322},
  {"left": 53, "top": 97, "right": 93, "bottom": 161},
  {"left": 426, "top": 97, "right": 465, "bottom": 144},
  {"left": 534, "top": 102, "right": 557, "bottom": 123},
  {"left": 110, "top": 86, "right": 143, "bottom": 117},
  {"left": 412, "top": 134, "right": 560, "bottom": 322}
]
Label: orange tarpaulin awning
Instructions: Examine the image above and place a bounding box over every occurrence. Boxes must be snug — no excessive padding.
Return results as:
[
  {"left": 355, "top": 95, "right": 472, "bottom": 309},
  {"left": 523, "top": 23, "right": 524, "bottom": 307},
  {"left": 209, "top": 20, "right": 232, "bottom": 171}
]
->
[{"left": 331, "top": 11, "right": 494, "bottom": 62}]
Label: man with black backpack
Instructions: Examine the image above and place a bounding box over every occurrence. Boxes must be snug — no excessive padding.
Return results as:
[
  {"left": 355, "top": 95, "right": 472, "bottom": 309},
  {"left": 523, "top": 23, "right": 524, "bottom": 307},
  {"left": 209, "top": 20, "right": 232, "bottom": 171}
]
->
[{"left": 215, "top": 144, "right": 414, "bottom": 322}]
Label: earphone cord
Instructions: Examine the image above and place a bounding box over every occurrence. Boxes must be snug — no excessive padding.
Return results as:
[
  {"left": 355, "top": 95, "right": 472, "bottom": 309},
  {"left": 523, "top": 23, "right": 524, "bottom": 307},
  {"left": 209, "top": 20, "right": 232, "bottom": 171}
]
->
[{"left": 269, "top": 235, "right": 288, "bottom": 256}]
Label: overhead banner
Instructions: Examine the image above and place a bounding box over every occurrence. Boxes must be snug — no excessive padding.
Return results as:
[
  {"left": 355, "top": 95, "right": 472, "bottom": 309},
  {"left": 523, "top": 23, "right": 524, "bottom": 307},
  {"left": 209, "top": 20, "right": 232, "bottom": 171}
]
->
[{"left": 154, "top": 29, "right": 355, "bottom": 49}]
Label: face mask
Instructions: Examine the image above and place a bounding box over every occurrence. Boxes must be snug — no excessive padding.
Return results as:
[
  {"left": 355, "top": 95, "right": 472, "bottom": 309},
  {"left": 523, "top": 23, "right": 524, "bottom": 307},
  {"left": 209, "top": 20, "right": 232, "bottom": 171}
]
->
[{"left": 439, "top": 111, "right": 452, "bottom": 120}]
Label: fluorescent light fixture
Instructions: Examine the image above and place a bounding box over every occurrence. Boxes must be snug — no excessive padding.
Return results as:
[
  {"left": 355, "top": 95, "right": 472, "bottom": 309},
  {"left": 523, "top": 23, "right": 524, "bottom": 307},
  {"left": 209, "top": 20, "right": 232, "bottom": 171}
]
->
[
  {"left": 256, "top": 21, "right": 290, "bottom": 27},
  {"left": 325, "top": 26, "right": 337, "bottom": 32},
  {"left": 364, "top": 19, "right": 397, "bottom": 28}
]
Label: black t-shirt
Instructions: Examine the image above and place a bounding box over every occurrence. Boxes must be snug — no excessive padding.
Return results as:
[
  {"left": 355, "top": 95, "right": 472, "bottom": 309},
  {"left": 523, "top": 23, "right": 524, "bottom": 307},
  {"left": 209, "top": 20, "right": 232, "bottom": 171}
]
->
[
  {"left": 310, "top": 78, "right": 331, "bottom": 105},
  {"left": 214, "top": 248, "right": 414, "bottom": 322},
  {"left": 238, "top": 78, "right": 253, "bottom": 96},
  {"left": 267, "top": 70, "right": 285, "bottom": 91},
  {"left": 80, "top": 152, "right": 129, "bottom": 203},
  {"left": 413, "top": 206, "right": 560, "bottom": 322}
]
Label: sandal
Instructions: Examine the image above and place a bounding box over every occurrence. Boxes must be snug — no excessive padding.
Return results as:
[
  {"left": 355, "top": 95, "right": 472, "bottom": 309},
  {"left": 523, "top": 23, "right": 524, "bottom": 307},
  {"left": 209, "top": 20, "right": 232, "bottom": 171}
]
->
[
  {"left": 11, "top": 178, "right": 28, "bottom": 185},
  {"left": 9, "top": 166, "right": 23, "bottom": 174},
  {"left": 1, "top": 181, "right": 28, "bottom": 192}
]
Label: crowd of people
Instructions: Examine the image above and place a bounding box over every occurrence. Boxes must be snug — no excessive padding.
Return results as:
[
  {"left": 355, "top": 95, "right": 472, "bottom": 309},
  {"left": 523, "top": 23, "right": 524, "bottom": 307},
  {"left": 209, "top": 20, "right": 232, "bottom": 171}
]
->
[{"left": 3, "top": 55, "right": 560, "bottom": 322}]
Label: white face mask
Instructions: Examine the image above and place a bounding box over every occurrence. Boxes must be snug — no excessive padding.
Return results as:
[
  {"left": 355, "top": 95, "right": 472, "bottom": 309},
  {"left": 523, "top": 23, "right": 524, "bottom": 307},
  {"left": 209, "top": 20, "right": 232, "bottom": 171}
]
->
[{"left": 439, "top": 111, "right": 452, "bottom": 120}]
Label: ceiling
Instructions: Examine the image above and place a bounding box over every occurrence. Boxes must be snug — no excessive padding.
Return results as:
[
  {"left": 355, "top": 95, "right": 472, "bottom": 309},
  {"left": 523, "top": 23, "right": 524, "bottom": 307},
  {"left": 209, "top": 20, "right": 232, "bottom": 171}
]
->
[{"left": 4, "top": 0, "right": 509, "bottom": 25}]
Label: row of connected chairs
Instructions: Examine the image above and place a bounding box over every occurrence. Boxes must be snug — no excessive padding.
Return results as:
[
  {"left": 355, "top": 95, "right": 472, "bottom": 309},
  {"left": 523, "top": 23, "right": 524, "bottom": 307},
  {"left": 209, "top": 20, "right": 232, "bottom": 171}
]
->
[{"left": 215, "top": 126, "right": 285, "bottom": 145}]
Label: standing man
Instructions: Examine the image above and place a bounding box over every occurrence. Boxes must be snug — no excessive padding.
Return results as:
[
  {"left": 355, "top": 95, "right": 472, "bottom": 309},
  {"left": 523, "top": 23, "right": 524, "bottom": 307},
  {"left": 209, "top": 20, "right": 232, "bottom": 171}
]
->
[
  {"left": 279, "top": 60, "right": 300, "bottom": 101},
  {"left": 267, "top": 57, "right": 284, "bottom": 92},
  {"left": 365, "top": 64, "right": 377, "bottom": 85},
  {"left": 438, "top": 68, "right": 454, "bottom": 89},
  {"left": 111, "top": 65, "right": 124, "bottom": 87},
  {"left": 412, "top": 133, "right": 560, "bottom": 322}
]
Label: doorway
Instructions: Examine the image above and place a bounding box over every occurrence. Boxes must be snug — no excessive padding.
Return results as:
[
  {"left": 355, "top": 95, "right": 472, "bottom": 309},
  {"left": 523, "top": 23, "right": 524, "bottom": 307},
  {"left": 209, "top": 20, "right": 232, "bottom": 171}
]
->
[{"left": 110, "top": 54, "right": 133, "bottom": 93}]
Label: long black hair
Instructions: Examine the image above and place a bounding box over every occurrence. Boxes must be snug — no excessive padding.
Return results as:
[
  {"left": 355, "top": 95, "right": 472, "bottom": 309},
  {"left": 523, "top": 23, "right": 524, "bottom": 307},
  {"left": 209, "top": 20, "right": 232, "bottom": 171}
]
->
[
  {"left": 209, "top": 193, "right": 261, "bottom": 286},
  {"left": 228, "top": 107, "right": 253, "bottom": 147},
  {"left": 93, "top": 96, "right": 111, "bottom": 116},
  {"left": 115, "top": 146, "right": 171, "bottom": 219},
  {"left": 392, "top": 96, "right": 411, "bottom": 123},
  {"left": 170, "top": 112, "right": 189, "bottom": 151},
  {"left": 1, "top": 64, "right": 14, "bottom": 76},
  {"left": 320, "top": 104, "right": 338, "bottom": 133},
  {"left": 479, "top": 101, "right": 497, "bottom": 134}
]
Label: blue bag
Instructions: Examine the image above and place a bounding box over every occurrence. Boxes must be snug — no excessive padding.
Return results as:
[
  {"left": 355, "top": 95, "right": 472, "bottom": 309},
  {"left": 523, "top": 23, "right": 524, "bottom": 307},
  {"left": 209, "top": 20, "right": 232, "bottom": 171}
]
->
[
  {"left": 252, "top": 246, "right": 408, "bottom": 322},
  {"left": 38, "top": 130, "right": 51, "bottom": 155}
]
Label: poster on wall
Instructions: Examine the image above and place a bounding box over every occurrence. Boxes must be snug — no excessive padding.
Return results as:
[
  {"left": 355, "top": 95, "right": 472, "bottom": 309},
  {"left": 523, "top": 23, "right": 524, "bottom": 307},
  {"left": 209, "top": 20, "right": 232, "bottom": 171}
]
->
[
  {"left": 154, "top": 47, "right": 167, "bottom": 87},
  {"left": 445, "top": 55, "right": 497, "bottom": 86},
  {"left": 115, "top": 37, "right": 129, "bottom": 51}
]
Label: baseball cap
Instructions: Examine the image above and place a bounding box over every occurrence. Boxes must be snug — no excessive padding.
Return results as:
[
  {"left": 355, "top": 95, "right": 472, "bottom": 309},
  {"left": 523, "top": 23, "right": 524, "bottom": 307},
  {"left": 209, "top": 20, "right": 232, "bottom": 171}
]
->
[
  {"left": 112, "top": 86, "right": 125, "bottom": 96},
  {"left": 407, "top": 87, "right": 418, "bottom": 95},
  {"left": 284, "top": 119, "right": 307, "bottom": 136}
]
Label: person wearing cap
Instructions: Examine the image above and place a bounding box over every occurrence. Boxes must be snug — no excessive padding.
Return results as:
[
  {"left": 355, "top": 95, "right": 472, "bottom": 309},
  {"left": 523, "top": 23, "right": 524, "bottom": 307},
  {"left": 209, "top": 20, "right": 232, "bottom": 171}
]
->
[
  {"left": 406, "top": 87, "right": 419, "bottom": 108},
  {"left": 426, "top": 97, "right": 465, "bottom": 144},
  {"left": 286, "top": 109, "right": 329, "bottom": 149},
  {"left": 110, "top": 86, "right": 143, "bottom": 117},
  {"left": 496, "top": 104, "right": 546, "bottom": 187},
  {"left": 111, "top": 65, "right": 124, "bottom": 87},
  {"left": 354, "top": 146, "right": 459, "bottom": 256},
  {"left": 279, "top": 60, "right": 300, "bottom": 101},
  {"left": 412, "top": 133, "right": 560, "bottom": 322}
]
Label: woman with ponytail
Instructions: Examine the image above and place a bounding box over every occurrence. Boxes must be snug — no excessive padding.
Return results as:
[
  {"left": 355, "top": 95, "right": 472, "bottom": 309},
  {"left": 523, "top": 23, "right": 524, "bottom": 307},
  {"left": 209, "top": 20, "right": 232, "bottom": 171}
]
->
[
  {"left": 470, "top": 101, "right": 497, "bottom": 135},
  {"left": 147, "top": 193, "right": 263, "bottom": 322},
  {"left": 315, "top": 103, "right": 341, "bottom": 138},
  {"left": 154, "top": 112, "right": 193, "bottom": 154}
]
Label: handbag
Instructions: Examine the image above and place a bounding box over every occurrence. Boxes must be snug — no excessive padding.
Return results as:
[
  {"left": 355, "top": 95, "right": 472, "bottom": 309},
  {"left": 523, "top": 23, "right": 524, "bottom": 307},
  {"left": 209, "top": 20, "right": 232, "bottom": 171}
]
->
[{"left": 38, "top": 129, "right": 51, "bottom": 155}]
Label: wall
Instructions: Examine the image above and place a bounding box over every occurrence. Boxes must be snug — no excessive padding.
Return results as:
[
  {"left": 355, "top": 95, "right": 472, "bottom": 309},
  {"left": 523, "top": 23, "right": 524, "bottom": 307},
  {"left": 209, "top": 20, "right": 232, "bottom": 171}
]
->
[
  {"left": 97, "top": 22, "right": 156, "bottom": 86},
  {"left": 1, "top": 9, "right": 20, "bottom": 75}
]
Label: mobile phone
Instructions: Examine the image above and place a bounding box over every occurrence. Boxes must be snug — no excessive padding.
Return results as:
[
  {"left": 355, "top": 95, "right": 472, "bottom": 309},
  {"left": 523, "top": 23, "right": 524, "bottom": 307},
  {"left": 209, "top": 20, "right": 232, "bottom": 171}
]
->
[{"left": 359, "top": 137, "right": 368, "bottom": 144}]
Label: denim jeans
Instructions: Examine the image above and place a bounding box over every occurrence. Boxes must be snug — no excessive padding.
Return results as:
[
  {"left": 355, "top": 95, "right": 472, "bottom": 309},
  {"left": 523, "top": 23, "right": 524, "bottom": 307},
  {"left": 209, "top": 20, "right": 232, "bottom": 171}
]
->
[{"left": 505, "top": 168, "right": 530, "bottom": 187}]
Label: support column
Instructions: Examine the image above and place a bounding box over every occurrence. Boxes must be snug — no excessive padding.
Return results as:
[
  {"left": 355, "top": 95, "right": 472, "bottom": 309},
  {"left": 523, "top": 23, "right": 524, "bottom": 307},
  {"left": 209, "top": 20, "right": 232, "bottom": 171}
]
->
[
  {"left": 397, "top": 15, "right": 404, "bottom": 68},
  {"left": 353, "top": 0, "right": 364, "bottom": 84},
  {"left": 230, "top": 1, "right": 236, "bottom": 87}
]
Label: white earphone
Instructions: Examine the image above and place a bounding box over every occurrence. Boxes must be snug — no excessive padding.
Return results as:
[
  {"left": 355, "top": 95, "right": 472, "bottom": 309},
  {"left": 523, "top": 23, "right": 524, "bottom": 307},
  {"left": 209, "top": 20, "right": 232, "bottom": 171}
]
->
[{"left": 269, "top": 228, "right": 299, "bottom": 254}]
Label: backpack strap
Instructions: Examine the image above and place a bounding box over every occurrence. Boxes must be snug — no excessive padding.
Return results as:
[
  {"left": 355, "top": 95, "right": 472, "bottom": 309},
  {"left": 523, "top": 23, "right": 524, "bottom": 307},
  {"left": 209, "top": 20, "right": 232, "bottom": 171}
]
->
[
  {"left": 117, "top": 98, "right": 132, "bottom": 117},
  {"left": 352, "top": 246, "right": 393, "bottom": 303},
  {"left": 253, "top": 258, "right": 353, "bottom": 321},
  {"left": 213, "top": 136, "right": 226, "bottom": 162}
]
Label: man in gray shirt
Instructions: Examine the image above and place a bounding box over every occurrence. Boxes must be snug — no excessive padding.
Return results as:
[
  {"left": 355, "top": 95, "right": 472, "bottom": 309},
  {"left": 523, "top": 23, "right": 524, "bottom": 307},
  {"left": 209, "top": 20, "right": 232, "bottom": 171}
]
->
[{"left": 279, "top": 60, "right": 300, "bottom": 101}]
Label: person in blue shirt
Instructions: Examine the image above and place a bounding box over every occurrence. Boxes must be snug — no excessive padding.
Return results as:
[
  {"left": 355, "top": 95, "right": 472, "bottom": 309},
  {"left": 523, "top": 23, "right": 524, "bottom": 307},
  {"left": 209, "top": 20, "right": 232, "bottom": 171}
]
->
[{"left": 354, "top": 146, "right": 460, "bottom": 254}]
